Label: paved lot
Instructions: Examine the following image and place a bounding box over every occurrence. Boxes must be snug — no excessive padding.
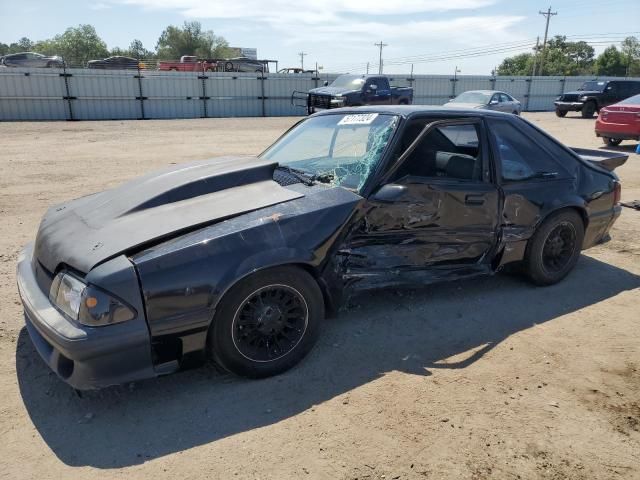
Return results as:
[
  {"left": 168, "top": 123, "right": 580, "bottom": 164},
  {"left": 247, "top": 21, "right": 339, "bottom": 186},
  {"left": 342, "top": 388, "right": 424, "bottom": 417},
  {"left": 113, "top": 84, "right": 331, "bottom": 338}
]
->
[{"left": 0, "top": 113, "right": 638, "bottom": 479}]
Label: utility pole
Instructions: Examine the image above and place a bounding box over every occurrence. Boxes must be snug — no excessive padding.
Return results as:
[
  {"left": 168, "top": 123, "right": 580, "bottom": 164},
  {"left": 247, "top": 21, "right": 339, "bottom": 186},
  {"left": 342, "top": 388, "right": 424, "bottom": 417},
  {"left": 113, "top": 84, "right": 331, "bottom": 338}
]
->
[
  {"left": 538, "top": 6, "right": 557, "bottom": 76},
  {"left": 366, "top": 62, "right": 369, "bottom": 74},
  {"left": 374, "top": 41, "right": 388, "bottom": 74},
  {"left": 531, "top": 36, "right": 540, "bottom": 76},
  {"left": 298, "top": 51, "right": 307, "bottom": 70}
]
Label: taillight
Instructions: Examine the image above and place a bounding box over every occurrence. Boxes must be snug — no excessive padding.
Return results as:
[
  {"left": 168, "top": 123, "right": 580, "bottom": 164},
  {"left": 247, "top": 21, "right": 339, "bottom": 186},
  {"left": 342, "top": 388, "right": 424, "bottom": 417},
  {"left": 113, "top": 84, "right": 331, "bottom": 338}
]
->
[{"left": 613, "top": 181, "right": 621, "bottom": 204}]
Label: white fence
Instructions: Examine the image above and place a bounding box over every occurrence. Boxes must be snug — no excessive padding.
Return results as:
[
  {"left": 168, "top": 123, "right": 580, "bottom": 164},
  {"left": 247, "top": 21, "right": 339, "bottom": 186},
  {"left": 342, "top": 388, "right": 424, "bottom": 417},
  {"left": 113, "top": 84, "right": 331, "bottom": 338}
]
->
[{"left": 0, "top": 67, "right": 637, "bottom": 121}]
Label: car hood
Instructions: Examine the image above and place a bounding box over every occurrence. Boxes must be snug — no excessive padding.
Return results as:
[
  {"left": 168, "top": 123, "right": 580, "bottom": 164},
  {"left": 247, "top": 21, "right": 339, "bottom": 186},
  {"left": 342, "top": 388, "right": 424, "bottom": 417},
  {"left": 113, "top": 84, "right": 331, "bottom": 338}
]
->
[
  {"left": 309, "top": 86, "right": 358, "bottom": 96},
  {"left": 33, "top": 156, "right": 304, "bottom": 274}
]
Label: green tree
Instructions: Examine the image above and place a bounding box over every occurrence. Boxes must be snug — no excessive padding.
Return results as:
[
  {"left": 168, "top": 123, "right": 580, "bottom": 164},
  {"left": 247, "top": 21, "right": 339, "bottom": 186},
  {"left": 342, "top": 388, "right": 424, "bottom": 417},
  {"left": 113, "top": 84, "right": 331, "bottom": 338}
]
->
[
  {"left": 496, "top": 53, "right": 534, "bottom": 76},
  {"left": 0, "top": 43, "right": 8, "bottom": 56},
  {"left": 156, "top": 21, "right": 232, "bottom": 59},
  {"left": 595, "top": 45, "right": 626, "bottom": 76},
  {"left": 15, "top": 37, "right": 34, "bottom": 51},
  {"left": 33, "top": 38, "right": 60, "bottom": 56},
  {"left": 109, "top": 40, "right": 155, "bottom": 59},
  {"left": 498, "top": 35, "right": 596, "bottom": 76},
  {"left": 53, "top": 25, "right": 109, "bottom": 65},
  {"left": 540, "top": 36, "right": 594, "bottom": 75},
  {"left": 620, "top": 36, "right": 640, "bottom": 76},
  {"left": 128, "top": 39, "right": 154, "bottom": 59}
]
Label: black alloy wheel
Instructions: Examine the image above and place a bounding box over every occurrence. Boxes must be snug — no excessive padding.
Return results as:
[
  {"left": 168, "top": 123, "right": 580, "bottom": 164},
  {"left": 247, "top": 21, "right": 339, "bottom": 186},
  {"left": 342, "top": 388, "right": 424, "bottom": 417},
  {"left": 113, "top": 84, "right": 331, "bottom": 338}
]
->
[
  {"left": 209, "top": 266, "right": 324, "bottom": 378},
  {"left": 524, "top": 210, "right": 584, "bottom": 286},
  {"left": 232, "top": 284, "right": 308, "bottom": 362},
  {"left": 541, "top": 222, "right": 576, "bottom": 275}
]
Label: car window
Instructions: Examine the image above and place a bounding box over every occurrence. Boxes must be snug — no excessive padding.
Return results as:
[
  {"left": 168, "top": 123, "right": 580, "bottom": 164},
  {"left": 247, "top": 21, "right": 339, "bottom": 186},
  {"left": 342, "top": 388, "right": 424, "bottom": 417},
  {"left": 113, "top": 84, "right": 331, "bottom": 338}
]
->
[
  {"left": 489, "top": 119, "right": 565, "bottom": 182},
  {"left": 500, "top": 93, "right": 511, "bottom": 102},
  {"left": 491, "top": 94, "right": 499, "bottom": 104},
  {"left": 392, "top": 123, "right": 481, "bottom": 182}
]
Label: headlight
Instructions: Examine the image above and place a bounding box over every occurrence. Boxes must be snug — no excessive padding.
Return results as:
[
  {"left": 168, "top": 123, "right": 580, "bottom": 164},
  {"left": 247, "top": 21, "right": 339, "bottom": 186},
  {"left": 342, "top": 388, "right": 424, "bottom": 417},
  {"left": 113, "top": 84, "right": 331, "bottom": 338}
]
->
[
  {"left": 556, "top": 96, "right": 562, "bottom": 100},
  {"left": 579, "top": 96, "right": 588, "bottom": 101},
  {"left": 330, "top": 97, "right": 345, "bottom": 104},
  {"left": 50, "top": 271, "right": 136, "bottom": 326},
  {"left": 50, "top": 272, "right": 85, "bottom": 320}
]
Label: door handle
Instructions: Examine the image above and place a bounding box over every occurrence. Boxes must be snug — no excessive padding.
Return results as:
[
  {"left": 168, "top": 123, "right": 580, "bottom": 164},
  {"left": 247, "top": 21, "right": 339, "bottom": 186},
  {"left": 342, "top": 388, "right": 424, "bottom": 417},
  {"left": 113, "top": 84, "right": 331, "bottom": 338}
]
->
[{"left": 465, "top": 194, "right": 485, "bottom": 205}]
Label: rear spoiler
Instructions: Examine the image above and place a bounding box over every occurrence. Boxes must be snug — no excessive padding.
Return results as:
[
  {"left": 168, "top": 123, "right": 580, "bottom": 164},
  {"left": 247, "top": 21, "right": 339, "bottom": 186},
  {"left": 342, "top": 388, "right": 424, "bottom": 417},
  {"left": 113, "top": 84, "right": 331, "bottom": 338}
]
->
[{"left": 571, "top": 147, "right": 628, "bottom": 172}]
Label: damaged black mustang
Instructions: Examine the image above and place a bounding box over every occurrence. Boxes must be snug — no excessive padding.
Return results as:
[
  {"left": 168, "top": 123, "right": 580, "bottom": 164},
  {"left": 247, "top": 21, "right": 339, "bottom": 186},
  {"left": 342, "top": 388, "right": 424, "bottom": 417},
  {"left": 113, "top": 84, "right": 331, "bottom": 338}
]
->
[{"left": 17, "top": 106, "right": 627, "bottom": 389}]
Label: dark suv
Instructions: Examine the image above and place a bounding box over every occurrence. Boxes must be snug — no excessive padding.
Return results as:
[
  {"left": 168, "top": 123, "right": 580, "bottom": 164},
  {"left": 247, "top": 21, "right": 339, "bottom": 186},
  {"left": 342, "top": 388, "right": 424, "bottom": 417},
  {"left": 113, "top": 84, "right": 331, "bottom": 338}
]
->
[{"left": 554, "top": 80, "right": 640, "bottom": 118}]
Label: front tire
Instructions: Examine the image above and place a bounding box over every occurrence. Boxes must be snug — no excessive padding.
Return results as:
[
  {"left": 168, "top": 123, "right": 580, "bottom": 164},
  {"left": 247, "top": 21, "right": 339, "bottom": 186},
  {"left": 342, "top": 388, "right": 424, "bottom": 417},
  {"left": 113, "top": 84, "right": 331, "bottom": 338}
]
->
[
  {"left": 524, "top": 210, "right": 584, "bottom": 286},
  {"left": 209, "top": 266, "right": 324, "bottom": 378},
  {"left": 555, "top": 109, "right": 567, "bottom": 117},
  {"left": 581, "top": 101, "right": 596, "bottom": 118}
]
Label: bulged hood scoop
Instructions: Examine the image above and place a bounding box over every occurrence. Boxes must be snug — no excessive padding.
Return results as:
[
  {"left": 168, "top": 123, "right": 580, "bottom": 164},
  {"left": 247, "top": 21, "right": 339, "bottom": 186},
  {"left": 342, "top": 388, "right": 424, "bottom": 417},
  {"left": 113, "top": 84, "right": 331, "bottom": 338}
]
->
[{"left": 34, "top": 156, "right": 303, "bottom": 273}]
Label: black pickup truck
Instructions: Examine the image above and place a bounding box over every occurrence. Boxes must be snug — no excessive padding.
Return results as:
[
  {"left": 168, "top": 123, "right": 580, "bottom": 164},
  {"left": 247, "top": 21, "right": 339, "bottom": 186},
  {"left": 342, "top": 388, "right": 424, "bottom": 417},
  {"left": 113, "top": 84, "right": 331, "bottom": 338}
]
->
[
  {"left": 554, "top": 79, "right": 640, "bottom": 118},
  {"left": 305, "top": 74, "right": 413, "bottom": 114}
]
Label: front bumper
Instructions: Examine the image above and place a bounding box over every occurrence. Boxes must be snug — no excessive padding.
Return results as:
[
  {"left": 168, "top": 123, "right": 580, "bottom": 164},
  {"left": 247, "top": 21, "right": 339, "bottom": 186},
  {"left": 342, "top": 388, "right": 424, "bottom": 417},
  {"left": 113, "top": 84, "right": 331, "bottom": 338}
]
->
[
  {"left": 17, "top": 244, "right": 156, "bottom": 390},
  {"left": 554, "top": 101, "right": 584, "bottom": 111}
]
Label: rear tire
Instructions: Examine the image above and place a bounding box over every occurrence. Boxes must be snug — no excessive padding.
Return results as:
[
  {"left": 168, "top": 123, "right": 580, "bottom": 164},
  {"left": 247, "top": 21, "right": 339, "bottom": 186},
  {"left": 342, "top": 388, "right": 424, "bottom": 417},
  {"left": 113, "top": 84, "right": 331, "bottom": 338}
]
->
[
  {"left": 555, "top": 109, "right": 567, "bottom": 117},
  {"left": 524, "top": 210, "right": 584, "bottom": 286},
  {"left": 604, "top": 137, "right": 623, "bottom": 146},
  {"left": 581, "top": 101, "right": 596, "bottom": 118},
  {"left": 209, "top": 266, "right": 324, "bottom": 378}
]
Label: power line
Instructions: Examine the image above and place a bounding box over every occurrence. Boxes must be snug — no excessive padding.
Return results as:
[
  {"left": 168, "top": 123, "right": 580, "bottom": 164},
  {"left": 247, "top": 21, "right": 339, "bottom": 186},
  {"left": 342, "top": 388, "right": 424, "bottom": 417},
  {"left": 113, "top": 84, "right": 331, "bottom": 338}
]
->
[
  {"left": 374, "top": 41, "right": 388, "bottom": 74},
  {"left": 537, "top": 6, "right": 558, "bottom": 75}
]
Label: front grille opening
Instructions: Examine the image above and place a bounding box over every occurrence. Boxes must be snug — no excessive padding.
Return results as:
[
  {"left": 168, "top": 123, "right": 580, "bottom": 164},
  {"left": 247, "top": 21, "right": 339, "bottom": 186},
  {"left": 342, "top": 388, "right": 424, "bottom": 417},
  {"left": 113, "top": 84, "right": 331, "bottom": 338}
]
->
[
  {"left": 57, "top": 353, "right": 74, "bottom": 379},
  {"left": 310, "top": 95, "right": 330, "bottom": 109}
]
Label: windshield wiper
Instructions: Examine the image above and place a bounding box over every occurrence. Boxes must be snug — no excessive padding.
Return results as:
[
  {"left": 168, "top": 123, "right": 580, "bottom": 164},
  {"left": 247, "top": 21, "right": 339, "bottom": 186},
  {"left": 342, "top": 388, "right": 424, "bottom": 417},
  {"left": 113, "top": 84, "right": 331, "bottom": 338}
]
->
[{"left": 275, "top": 165, "right": 315, "bottom": 186}]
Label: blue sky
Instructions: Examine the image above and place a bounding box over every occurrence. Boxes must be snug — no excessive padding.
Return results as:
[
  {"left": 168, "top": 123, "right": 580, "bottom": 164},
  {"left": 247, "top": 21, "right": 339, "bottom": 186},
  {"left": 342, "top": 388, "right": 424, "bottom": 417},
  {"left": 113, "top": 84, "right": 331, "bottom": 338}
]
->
[{"left": 0, "top": 0, "right": 638, "bottom": 74}]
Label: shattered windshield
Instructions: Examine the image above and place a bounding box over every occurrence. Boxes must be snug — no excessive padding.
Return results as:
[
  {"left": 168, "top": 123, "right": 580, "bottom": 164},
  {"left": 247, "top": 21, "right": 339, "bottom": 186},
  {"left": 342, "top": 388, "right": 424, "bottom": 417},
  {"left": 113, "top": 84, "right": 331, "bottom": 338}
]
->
[
  {"left": 578, "top": 81, "right": 606, "bottom": 92},
  {"left": 261, "top": 113, "right": 399, "bottom": 192},
  {"left": 329, "top": 75, "right": 366, "bottom": 89}
]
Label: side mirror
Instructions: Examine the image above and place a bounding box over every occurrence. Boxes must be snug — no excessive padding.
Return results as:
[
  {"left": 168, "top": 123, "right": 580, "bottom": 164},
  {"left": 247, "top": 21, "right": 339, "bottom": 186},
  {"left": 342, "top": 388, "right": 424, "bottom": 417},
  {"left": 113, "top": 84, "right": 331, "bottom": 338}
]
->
[
  {"left": 372, "top": 184, "right": 407, "bottom": 202},
  {"left": 489, "top": 99, "right": 499, "bottom": 105},
  {"left": 323, "top": 80, "right": 329, "bottom": 87}
]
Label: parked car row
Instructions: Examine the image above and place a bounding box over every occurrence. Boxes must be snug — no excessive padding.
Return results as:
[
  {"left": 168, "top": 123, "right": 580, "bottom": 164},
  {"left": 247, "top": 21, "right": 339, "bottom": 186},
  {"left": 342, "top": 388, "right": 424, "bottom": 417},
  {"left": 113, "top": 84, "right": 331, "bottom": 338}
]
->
[{"left": 0, "top": 52, "right": 271, "bottom": 72}]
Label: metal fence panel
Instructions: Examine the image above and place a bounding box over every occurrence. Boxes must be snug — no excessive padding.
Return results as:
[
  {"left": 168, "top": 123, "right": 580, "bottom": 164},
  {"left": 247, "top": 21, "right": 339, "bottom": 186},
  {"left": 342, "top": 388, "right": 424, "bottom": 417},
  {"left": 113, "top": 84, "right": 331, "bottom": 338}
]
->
[
  {"left": 143, "top": 73, "right": 202, "bottom": 119},
  {"left": 412, "top": 75, "right": 453, "bottom": 105},
  {"left": 206, "top": 73, "right": 262, "bottom": 117},
  {"left": 1, "top": 68, "right": 638, "bottom": 120},
  {"left": 0, "top": 68, "right": 67, "bottom": 120}
]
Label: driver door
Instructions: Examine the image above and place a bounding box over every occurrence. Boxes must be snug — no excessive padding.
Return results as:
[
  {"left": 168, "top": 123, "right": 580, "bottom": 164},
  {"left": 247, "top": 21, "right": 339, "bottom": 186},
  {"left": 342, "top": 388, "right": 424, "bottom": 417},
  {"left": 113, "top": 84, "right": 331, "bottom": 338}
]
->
[
  {"left": 341, "top": 118, "right": 500, "bottom": 287},
  {"left": 364, "top": 77, "right": 392, "bottom": 105}
]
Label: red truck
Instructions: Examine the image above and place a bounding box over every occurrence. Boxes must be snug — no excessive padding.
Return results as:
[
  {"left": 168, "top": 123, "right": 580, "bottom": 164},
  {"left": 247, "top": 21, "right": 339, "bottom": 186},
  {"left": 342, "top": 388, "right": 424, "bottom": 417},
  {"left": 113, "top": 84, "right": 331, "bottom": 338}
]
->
[{"left": 158, "top": 55, "right": 217, "bottom": 72}]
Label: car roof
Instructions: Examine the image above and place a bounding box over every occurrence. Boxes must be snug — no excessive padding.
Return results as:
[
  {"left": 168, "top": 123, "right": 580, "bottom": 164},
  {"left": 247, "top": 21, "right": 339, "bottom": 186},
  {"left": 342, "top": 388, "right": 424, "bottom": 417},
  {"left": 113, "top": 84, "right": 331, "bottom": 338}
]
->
[
  {"left": 6, "top": 52, "right": 42, "bottom": 56},
  {"left": 458, "top": 90, "right": 505, "bottom": 95},
  {"left": 313, "top": 105, "right": 514, "bottom": 119}
]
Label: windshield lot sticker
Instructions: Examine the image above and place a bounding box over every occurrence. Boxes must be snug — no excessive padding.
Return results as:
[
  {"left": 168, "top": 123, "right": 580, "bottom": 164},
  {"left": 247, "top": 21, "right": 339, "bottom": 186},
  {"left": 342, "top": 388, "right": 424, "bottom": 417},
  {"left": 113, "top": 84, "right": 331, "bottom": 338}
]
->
[{"left": 338, "top": 113, "right": 379, "bottom": 125}]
